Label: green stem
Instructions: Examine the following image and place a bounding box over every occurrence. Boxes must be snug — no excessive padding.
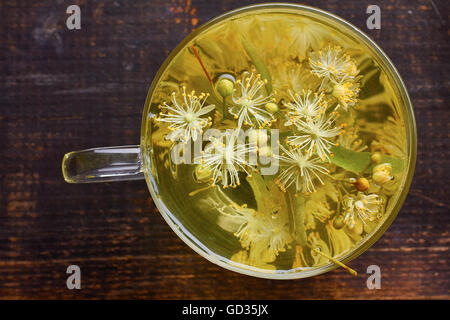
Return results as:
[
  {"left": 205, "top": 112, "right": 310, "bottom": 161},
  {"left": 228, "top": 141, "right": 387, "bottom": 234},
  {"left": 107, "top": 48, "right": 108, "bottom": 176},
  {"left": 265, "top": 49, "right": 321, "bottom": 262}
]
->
[
  {"left": 360, "top": 162, "right": 372, "bottom": 175},
  {"left": 312, "top": 248, "right": 358, "bottom": 276},
  {"left": 222, "top": 96, "right": 228, "bottom": 119}
]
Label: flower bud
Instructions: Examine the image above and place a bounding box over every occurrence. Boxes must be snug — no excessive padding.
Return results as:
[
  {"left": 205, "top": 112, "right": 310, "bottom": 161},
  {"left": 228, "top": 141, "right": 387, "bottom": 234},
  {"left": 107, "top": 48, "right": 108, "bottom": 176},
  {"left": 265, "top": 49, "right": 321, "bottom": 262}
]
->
[
  {"left": 215, "top": 76, "right": 235, "bottom": 97},
  {"left": 354, "top": 177, "right": 369, "bottom": 192},
  {"left": 371, "top": 152, "right": 383, "bottom": 164},
  {"left": 372, "top": 163, "right": 393, "bottom": 185},
  {"left": 265, "top": 102, "right": 279, "bottom": 114}
]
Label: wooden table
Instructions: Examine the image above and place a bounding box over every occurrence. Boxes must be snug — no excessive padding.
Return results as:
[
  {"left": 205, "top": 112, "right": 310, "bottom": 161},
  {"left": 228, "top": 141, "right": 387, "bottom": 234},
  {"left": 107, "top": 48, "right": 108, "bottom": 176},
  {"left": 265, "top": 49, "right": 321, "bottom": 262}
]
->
[{"left": 0, "top": 0, "right": 448, "bottom": 299}]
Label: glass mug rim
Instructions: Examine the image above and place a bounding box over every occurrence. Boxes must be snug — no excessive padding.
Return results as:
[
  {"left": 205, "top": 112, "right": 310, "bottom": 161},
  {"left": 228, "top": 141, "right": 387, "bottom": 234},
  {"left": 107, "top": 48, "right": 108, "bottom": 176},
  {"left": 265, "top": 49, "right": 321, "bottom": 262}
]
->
[
  {"left": 63, "top": 3, "right": 417, "bottom": 279},
  {"left": 140, "top": 3, "right": 417, "bottom": 279}
]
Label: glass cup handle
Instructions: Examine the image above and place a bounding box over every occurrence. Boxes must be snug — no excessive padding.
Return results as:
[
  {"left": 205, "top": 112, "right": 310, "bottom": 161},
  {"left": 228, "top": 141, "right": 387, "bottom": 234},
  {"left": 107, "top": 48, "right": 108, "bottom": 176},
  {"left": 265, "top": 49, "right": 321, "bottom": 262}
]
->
[{"left": 62, "top": 145, "right": 145, "bottom": 183}]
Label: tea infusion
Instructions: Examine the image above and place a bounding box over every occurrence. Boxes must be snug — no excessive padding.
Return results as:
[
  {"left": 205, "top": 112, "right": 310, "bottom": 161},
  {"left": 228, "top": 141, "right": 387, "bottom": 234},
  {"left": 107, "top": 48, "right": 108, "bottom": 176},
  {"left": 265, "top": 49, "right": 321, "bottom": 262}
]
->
[{"left": 145, "top": 13, "right": 407, "bottom": 274}]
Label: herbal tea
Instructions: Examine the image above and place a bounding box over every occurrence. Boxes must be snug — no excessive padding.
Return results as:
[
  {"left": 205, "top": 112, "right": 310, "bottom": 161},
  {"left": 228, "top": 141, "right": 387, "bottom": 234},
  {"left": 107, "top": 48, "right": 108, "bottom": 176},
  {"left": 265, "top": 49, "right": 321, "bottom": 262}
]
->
[{"left": 144, "top": 12, "right": 407, "bottom": 274}]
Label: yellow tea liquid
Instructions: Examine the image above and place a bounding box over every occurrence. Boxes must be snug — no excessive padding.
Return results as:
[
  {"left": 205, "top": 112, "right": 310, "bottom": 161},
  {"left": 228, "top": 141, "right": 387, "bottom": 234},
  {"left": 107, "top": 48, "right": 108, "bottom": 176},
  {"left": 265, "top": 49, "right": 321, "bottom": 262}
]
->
[{"left": 144, "top": 11, "right": 407, "bottom": 274}]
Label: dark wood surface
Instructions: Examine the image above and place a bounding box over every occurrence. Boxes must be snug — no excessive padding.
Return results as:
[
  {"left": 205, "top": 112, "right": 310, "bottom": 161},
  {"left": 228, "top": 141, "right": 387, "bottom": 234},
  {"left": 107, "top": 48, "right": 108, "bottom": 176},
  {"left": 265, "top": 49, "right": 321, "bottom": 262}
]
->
[{"left": 0, "top": 0, "right": 448, "bottom": 299}]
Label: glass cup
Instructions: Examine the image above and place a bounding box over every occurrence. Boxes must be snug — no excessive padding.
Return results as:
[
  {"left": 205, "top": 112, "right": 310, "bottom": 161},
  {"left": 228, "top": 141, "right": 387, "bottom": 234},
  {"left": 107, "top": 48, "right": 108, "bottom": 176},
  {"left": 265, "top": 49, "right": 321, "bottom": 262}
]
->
[{"left": 62, "top": 4, "right": 416, "bottom": 279}]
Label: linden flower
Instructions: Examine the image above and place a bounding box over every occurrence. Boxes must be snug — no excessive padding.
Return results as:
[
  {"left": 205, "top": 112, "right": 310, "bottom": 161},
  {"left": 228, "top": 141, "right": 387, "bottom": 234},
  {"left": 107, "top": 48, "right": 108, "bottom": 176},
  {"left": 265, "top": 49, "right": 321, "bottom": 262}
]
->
[
  {"left": 372, "top": 163, "right": 393, "bottom": 186},
  {"left": 271, "top": 60, "right": 321, "bottom": 98},
  {"left": 372, "top": 116, "right": 406, "bottom": 158},
  {"left": 343, "top": 193, "right": 384, "bottom": 228},
  {"left": 309, "top": 46, "right": 358, "bottom": 82},
  {"left": 273, "top": 145, "right": 329, "bottom": 193},
  {"left": 229, "top": 205, "right": 261, "bottom": 250},
  {"left": 156, "top": 87, "right": 215, "bottom": 142},
  {"left": 224, "top": 204, "right": 292, "bottom": 264},
  {"left": 287, "top": 111, "right": 344, "bottom": 161},
  {"left": 249, "top": 221, "right": 292, "bottom": 264},
  {"left": 197, "top": 131, "right": 256, "bottom": 188},
  {"left": 288, "top": 18, "right": 328, "bottom": 59},
  {"left": 325, "top": 221, "right": 354, "bottom": 256},
  {"left": 304, "top": 180, "right": 339, "bottom": 223},
  {"left": 230, "top": 71, "right": 274, "bottom": 129},
  {"left": 338, "top": 127, "right": 367, "bottom": 152},
  {"left": 284, "top": 89, "right": 326, "bottom": 127},
  {"left": 305, "top": 198, "right": 333, "bottom": 222},
  {"left": 332, "top": 76, "right": 360, "bottom": 111}
]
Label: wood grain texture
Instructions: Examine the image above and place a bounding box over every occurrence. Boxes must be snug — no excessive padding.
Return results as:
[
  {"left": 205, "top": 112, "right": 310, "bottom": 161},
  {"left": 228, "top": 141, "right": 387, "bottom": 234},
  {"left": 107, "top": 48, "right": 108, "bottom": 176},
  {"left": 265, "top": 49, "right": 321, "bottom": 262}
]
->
[{"left": 0, "top": 0, "right": 448, "bottom": 299}]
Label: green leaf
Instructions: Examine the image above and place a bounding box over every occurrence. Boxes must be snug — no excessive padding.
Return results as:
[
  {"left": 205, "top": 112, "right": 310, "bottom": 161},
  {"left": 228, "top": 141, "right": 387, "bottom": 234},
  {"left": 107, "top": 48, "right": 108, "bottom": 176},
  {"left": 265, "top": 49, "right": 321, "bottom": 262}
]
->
[
  {"left": 330, "top": 146, "right": 404, "bottom": 174},
  {"left": 240, "top": 36, "right": 272, "bottom": 94},
  {"left": 330, "top": 146, "right": 370, "bottom": 173}
]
